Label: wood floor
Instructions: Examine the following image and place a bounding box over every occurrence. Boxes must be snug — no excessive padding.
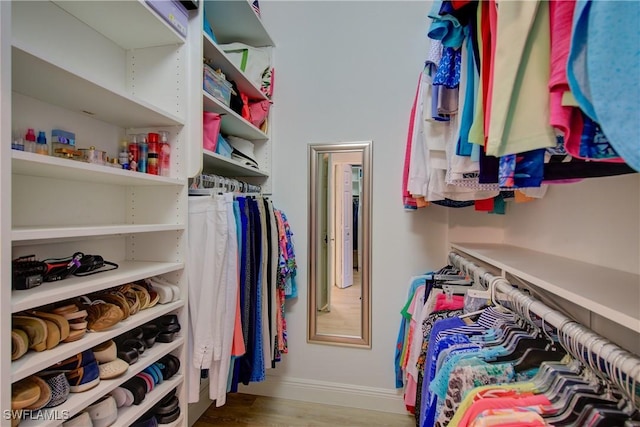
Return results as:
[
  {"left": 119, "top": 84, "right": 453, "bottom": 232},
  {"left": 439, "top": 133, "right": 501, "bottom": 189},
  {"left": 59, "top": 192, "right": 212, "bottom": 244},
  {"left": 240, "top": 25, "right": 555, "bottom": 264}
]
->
[
  {"left": 316, "top": 269, "right": 362, "bottom": 336},
  {"left": 194, "top": 393, "right": 415, "bottom": 427}
]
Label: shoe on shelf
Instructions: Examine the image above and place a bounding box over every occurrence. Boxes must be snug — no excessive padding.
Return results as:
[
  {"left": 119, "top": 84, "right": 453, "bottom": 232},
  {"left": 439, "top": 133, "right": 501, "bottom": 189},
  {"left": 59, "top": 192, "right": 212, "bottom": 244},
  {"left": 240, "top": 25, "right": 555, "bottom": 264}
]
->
[
  {"left": 51, "top": 303, "right": 88, "bottom": 343},
  {"left": 86, "top": 395, "right": 118, "bottom": 427},
  {"left": 92, "top": 340, "right": 117, "bottom": 364},
  {"left": 50, "top": 349, "right": 96, "bottom": 371},
  {"left": 27, "top": 310, "right": 70, "bottom": 342},
  {"left": 12, "top": 315, "right": 47, "bottom": 352},
  {"left": 98, "top": 358, "right": 129, "bottom": 380},
  {"left": 64, "top": 361, "right": 101, "bottom": 393},
  {"left": 12, "top": 329, "right": 29, "bottom": 361},
  {"left": 130, "top": 412, "right": 158, "bottom": 427},
  {"left": 39, "top": 372, "right": 70, "bottom": 408},
  {"left": 77, "top": 296, "right": 124, "bottom": 332},
  {"left": 23, "top": 375, "right": 51, "bottom": 411},
  {"left": 91, "top": 291, "right": 131, "bottom": 320},
  {"left": 12, "top": 376, "right": 42, "bottom": 410}
]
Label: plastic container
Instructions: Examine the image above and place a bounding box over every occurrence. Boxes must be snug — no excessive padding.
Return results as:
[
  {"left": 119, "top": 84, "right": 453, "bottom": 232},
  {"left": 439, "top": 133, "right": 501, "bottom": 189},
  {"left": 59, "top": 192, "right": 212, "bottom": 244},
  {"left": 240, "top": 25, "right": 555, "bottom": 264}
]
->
[
  {"left": 24, "top": 129, "right": 36, "bottom": 153},
  {"left": 118, "top": 141, "right": 130, "bottom": 170},
  {"left": 51, "top": 129, "right": 76, "bottom": 158},
  {"left": 35, "top": 131, "right": 49, "bottom": 155},
  {"left": 203, "top": 65, "right": 232, "bottom": 106}
]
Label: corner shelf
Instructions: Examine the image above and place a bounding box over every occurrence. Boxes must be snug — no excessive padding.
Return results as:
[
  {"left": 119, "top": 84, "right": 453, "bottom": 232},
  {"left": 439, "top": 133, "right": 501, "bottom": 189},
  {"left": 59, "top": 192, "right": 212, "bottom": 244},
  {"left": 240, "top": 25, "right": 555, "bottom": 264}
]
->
[
  {"left": 12, "top": 261, "right": 184, "bottom": 313},
  {"left": 17, "top": 340, "right": 184, "bottom": 427},
  {"left": 12, "top": 151, "right": 184, "bottom": 187},
  {"left": 203, "top": 91, "right": 268, "bottom": 141},
  {"left": 204, "top": 0, "right": 274, "bottom": 47},
  {"left": 12, "top": 301, "right": 185, "bottom": 383},
  {"left": 450, "top": 243, "right": 640, "bottom": 333},
  {"left": 203, "top": 150, "right": 269, "bottom": 178},
  {"left": 203, "top": 32, "right": 267, "bottom": 101},
  {"left": 52, "top": 0, "right": 185, "bottom": 49},
  {"left": 12, "top": 45, "right": 185, "bottom": 129}
]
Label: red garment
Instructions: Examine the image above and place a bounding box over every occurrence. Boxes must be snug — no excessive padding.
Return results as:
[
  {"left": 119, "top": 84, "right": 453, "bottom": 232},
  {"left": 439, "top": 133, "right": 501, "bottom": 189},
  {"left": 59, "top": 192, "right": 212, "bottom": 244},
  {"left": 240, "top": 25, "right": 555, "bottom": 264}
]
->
[
  {"left": 402, "top": 75, "right": 421, "bottom": 208},
  {"left": 474, "top": 197, "right": 494, "bottom": 211},
  {"left": 482, "top": 0, "right": 497, "bottom": 149},
  {"left": 452, "top": 0, "right": 472, "bottom": 9},
  {"left": 434, "top": 293, "right": 465, "bottom": 311}
]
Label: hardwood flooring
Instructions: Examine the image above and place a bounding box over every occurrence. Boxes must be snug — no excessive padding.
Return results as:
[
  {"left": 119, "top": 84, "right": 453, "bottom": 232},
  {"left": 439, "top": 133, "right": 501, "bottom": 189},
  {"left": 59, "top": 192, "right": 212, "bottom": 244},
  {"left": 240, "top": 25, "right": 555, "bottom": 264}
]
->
[
  {"left": 194, "top": 393, "right": 415, "bottom": 427},
  {"left": 316, "top": 269, "right": 362, "bottom": 336}
]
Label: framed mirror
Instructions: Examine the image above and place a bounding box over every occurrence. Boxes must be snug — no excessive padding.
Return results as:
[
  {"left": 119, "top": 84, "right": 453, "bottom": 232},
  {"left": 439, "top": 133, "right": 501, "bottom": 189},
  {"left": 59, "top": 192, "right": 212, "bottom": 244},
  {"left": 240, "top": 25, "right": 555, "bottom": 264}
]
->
[{"left": 308, "top": 141, "right": 371, "bottom": 348}]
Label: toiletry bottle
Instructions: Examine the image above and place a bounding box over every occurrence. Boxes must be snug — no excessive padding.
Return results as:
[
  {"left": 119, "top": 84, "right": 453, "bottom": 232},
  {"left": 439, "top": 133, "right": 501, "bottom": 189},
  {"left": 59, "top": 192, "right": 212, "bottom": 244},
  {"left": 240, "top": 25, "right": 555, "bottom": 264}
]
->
[
  {"left": 118, "top": 140, "right": 130, "bottom": 170},
  {"left": 159, "top": 131, "right": 171, "bottom": 177},
  {"left": 138, "top": 134, "right": 148, "bottom": 173},
  {"left": 35, "top": 131, "right": 49, "bottom": 155},
  {"left": 12, "top": 133, "right": 24, "bottom": 151},
  {"left": 128, "top": 134, "right": 139, "bottom": 171},
  {"left": 25, "top": 128, "right": 36, "bottom": 153},
  {"left": 147, "top": 132, "right": 159, "bottom": 175}
]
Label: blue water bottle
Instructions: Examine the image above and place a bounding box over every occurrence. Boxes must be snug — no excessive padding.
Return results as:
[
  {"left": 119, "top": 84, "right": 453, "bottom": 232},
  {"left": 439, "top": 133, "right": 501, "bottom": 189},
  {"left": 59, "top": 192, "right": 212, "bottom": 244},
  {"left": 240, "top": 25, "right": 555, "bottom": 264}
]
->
[{"left": 138, "top": 134, "right": 148, "bottom": 173}]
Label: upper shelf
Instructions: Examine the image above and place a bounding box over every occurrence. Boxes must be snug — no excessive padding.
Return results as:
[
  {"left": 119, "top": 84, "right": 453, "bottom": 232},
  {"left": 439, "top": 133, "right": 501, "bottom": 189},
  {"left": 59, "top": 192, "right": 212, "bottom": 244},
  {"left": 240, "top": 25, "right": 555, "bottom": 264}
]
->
[
  {"left": 204, "top": 0, "right": 274, "bottom": 47},
  {"left": 203, "top": 32, "right": 267, "bottom": 101},
  {"left": 203, "top": 149, "right": 269, "bottom": 177},
  {"left": 12, "top": 46, "right": 184, "bottom": 129},
  {"left": 450, "top": 243, "right": 640, "bottom": 333},
  {"left": 203, "top": 91, "right": 268, "bottom": 141},
  {"left": 52, "top": 0, "right": 185, "bottom": 49},
  {"left": 12, "top": 151, "right": 184, "bottom": 187}
]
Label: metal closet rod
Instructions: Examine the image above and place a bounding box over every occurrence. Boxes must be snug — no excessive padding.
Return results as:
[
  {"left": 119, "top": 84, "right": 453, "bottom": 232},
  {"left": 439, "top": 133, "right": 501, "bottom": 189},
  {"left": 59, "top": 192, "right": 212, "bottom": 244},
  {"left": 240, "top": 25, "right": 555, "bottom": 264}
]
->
[
  {"left": 191, "top": 173, "right": 262, "bottom": 193},
  {"left": 448, "top": 251, "right": 640, "bottom": 404}
]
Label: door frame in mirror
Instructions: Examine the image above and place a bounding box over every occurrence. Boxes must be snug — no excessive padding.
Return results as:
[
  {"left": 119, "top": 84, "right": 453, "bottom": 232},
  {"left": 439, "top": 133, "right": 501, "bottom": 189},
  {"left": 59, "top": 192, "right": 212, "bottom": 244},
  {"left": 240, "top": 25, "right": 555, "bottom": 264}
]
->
[{"left": 308, "top": 141, "right": 372, "bottom": 348}]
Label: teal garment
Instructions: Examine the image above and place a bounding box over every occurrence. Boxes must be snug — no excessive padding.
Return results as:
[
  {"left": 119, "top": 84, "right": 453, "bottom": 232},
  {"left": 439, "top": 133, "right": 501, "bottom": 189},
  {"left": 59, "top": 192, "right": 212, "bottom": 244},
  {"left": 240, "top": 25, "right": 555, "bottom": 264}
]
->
[
  {"left": 428, "top": 0, "right": 466, "bottom": 48},
  {"left": 587, "top": 1, "right": 640, "bottom": 171},
  {"left": 568, "top": 0, "right": 598, "bottom": 121},
  {"left": 457, "top": 36, "right": 478, "bottom": 157}
]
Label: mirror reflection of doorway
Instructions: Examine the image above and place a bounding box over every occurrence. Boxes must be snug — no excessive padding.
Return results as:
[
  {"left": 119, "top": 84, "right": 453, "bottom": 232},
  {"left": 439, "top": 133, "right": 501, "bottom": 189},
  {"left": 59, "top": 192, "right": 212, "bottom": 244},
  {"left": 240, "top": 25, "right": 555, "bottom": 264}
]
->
[{"left": 317, "top": 152, "right": 362, "bottom": 337}]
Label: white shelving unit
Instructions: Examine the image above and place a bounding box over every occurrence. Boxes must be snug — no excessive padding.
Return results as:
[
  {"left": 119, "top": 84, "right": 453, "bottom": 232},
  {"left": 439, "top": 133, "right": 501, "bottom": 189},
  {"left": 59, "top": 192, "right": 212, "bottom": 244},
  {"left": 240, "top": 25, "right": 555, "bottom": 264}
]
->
[
  {"left": 199, "top": 0, "right": 274, "bottom": 192},
  {"left": 2, "top": 1, "right": 192, "bottom": 425},
  {"left": 450, "top": 243, "right": 640, "bottom": 333}
]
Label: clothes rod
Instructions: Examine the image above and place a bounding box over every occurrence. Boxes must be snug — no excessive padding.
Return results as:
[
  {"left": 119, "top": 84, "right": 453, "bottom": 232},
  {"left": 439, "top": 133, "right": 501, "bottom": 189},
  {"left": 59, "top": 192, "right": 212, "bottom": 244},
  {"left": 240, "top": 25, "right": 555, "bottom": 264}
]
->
[{"left": 448, "top": 251, "right": 640, "bottom": 403}]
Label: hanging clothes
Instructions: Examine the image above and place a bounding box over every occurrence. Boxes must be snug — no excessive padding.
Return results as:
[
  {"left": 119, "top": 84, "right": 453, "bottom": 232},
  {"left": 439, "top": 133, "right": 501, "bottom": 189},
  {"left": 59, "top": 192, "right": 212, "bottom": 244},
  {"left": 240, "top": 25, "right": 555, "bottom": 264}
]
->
[{"left": 187, "top": 192, "right": 297, "bottom": 405}]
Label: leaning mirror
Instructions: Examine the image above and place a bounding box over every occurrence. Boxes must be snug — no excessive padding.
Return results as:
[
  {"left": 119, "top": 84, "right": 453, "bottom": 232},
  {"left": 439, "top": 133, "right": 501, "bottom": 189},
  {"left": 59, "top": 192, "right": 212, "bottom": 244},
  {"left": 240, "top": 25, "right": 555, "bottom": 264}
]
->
[{"left": 308, "top": 141, "right": 371, "bottom": 348}]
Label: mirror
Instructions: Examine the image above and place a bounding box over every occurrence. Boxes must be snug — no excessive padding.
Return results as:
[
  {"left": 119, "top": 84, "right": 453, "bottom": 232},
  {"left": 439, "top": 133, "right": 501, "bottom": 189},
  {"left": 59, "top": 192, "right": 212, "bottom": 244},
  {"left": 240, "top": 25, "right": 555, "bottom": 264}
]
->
[{"left": 308, "top": 141, "right": 371, "bottom": 348}]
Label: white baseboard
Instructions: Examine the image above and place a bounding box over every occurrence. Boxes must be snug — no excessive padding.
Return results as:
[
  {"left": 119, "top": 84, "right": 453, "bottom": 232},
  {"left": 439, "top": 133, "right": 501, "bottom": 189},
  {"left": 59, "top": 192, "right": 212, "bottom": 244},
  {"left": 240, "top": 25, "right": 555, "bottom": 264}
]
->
[{"left": 238, "top": 375, "right": 407, "bottom": 414}]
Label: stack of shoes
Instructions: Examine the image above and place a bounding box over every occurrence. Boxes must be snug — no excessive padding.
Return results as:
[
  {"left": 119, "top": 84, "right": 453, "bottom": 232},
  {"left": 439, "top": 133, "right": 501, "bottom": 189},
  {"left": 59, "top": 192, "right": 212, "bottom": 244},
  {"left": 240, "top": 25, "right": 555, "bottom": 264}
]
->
[
  {"left": 120, "top": 354, "right": 180, "bottom": 406},
  {"left": 115, "top": 328, "right": 146, "bottom": 365},
  {"left": 51, "top": 303, "right": 89, "bottom": 342},
  {"left": 92, "top": 340, "right": 129, "bottom": 380},
  {"left": 154, "top": 315, "right": 181, "bottom": 343},
  {"left": 12, "top": 375, "right": 51, "bottom": 411},
  {"left": 12, "top": 315, "right": 48, "bottom": 354},
  {"left": 152, "top": 388, "right": 181, "bottom": 424},
  {"left": 131, "top": 388, "right": 180, "bottom": 426},
  {"left": 42, "top": 350, "right": 100, "bottom": 393},
  {"left": 109, "top": 386, "right": 135, "bottom": 409},
  {"left": 145, "top": 277, "right": 181, "bottom": 304}
]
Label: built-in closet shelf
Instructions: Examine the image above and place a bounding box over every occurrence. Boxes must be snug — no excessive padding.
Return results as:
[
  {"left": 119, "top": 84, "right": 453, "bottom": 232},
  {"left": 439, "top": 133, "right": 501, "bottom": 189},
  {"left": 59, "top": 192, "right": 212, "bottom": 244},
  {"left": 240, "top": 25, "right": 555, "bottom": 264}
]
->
[
  {"left": 204, "top": 0, "right": 274, "bottom": 47},
  {"left": 12, "top": 261, "right": 184, "bottom": 313},
  {"left": 116, "top": 375, "right": 184, "bottom": 427},
  {"left": 12, "top": 224, "right": 185, "bottom": 243},
  {"left": 12, "top": 301, "right": 184, "bottom": 383},
  {"left": 52, "top": 0, "right": 185, "bottom": 50},
  {"left": 12, "top": 151, "right": 184, "bottom": 187},
  {"left": 203, "top": 149, "right": 269, "bottom": 178},
  {"left": 450, "top": 243, "right": 640, "bottom": 333},
  {"left": 18, "top": 341, "right": 184, "bottom": 427},
  {"left": 203, "top": 91, "right": 268, "bottom": 141},
  {"left": 203, "top": 32, "right": 267, "bottom": 101},
  {"left": 12, "top": 46, "right": 185, "bottom": 129}
]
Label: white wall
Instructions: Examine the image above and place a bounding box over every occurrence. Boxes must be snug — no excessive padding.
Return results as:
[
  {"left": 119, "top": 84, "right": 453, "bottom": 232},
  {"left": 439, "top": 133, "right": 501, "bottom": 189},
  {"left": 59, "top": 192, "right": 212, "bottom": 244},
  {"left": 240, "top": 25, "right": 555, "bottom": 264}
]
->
[{"left": 245, "top": 0, "right": 448, "bottom": 412}]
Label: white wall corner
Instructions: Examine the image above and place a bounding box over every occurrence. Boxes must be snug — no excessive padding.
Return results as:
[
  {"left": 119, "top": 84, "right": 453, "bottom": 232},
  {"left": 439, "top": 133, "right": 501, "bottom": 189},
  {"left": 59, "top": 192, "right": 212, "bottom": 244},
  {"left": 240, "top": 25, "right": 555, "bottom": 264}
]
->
[{"left": 238, "top": 375, "right": 408, "bottom": 415}]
